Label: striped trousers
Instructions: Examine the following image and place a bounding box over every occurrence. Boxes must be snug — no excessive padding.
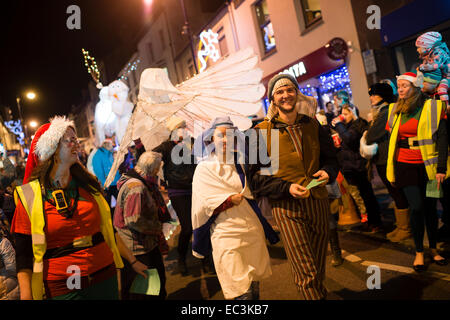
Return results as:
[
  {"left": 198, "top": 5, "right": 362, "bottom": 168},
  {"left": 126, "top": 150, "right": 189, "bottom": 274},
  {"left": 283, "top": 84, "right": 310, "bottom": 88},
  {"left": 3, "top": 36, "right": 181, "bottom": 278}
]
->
[{"left": 272, "top": 197, "right": 330, "bottom": 300}]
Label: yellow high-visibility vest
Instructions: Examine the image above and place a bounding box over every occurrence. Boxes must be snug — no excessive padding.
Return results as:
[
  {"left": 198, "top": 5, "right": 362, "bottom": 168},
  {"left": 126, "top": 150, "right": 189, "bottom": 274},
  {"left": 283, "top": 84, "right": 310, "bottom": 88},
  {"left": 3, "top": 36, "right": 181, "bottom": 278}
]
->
[
  {"left": 14, "top": 179, "right": 123, "bottom": 300},
  {"left": 386, "top": 99, "right": 450, "bottom": 183}
]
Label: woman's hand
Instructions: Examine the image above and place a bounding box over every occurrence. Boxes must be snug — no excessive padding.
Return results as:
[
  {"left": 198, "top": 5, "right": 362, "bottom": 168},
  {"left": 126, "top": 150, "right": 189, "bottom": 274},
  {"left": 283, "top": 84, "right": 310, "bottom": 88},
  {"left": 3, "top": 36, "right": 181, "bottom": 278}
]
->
[
  {"left": 331, "top": 117, "right": 341, "bottom": 127},
  {"left": 289, "top": 184, "right": 310, "bottom": 199},
  {"left": 436, "top": 173, "right": 446, "bottom": 190},
  {"left": 231, "top": 194, "right": 244, "bottom": 206}
]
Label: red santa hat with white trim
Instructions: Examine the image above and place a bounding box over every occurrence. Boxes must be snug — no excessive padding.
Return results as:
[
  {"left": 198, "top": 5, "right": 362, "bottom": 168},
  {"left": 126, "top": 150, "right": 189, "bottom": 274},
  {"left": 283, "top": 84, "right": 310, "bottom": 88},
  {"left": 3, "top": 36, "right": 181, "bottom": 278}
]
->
[
  {"left": 23, "top": 116, "right": 75, "bottom": 183},
  {"left": 396, "top": 70, "right": 424, "bottom": 89}
]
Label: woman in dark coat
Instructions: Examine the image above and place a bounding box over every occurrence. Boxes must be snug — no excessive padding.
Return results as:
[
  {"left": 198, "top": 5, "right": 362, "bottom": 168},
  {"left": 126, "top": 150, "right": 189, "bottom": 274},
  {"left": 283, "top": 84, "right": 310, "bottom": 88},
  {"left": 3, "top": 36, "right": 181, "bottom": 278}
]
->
[{"left": 331, "top": 106, "right": 382, "bottom": 232}]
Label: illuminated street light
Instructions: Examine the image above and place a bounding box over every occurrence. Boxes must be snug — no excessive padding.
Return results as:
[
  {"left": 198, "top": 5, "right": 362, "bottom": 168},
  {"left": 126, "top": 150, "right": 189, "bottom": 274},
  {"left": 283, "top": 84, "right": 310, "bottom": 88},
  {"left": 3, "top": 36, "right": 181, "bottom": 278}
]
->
[
  {"left": 30, "top": 120, "right": 38, "bottom": 128},
  {"left": 26, "top": 91, "right": 36, "bottom": 100}
]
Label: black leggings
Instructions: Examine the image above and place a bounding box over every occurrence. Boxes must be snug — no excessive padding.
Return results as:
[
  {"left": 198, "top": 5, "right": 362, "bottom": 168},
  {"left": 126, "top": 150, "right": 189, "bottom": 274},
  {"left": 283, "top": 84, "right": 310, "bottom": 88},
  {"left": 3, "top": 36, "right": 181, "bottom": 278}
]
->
[
  {"left": 402, "top": 184, "right": 438, "bottom": 252},
  {"left": 376, "top": 165, "right": 409, "bottom": 209},
  {"left": 170, "top": 195, "right": 193, "bottom": 261}
]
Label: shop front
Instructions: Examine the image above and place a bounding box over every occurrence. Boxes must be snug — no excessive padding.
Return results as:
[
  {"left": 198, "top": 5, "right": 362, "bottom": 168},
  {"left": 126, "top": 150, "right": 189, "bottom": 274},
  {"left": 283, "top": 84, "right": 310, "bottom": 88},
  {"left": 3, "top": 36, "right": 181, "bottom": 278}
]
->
[{"left": 261, "top": 39, "right": 353, "bottom": 114}]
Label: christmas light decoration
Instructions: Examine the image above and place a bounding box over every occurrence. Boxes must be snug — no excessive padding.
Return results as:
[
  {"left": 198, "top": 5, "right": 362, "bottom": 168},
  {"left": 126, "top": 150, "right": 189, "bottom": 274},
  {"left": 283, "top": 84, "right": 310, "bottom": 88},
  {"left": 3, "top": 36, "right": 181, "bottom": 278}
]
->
[
  {"left": 119, "top": 59, "right": 141, "bottom": 81},
  {"left": 4, "top": 120, "right": 25, "bottom": 145},
  {"left": 82, "top": 48, "right": 102, "bottom": 88},
  {"left": 318, "top": 65, "right": 352, "bottom": 96},
  {"left": 197, "top": 29, "right": 220, "bottom": 73}
]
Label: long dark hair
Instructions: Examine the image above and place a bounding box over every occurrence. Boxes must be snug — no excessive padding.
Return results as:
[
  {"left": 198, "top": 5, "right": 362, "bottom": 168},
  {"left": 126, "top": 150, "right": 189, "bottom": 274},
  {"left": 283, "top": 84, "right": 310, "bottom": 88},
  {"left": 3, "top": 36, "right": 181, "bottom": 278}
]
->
[{"left": 395, "top": 87, "right": 427, "bottom": 115}]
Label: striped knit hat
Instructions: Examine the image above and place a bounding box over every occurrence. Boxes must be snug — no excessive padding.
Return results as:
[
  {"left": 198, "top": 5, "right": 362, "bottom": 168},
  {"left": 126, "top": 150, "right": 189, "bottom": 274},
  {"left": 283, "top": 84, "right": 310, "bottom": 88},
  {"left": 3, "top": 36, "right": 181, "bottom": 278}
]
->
[{"left": 416, "top": 31, "right": 442, "bottom": 50}]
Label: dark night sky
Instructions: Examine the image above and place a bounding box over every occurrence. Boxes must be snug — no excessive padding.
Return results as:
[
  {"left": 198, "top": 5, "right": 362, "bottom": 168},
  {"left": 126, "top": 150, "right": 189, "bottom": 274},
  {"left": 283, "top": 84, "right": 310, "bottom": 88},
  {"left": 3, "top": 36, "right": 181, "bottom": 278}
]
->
[{"left": 0, "top": 0, "right": 146, "bottom": 130}]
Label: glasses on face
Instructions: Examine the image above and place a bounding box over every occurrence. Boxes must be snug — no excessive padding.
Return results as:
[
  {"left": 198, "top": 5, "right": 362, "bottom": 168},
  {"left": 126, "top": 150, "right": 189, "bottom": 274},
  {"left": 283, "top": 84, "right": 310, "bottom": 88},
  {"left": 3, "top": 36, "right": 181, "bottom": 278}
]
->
[{"left": 62, "top": 137, "right": 80, "bottom": 146}]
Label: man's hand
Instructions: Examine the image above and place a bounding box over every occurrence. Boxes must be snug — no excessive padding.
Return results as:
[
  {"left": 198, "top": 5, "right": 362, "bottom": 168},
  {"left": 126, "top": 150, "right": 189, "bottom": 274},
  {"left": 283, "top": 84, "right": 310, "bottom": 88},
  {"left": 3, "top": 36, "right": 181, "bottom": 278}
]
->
[
  {"left": 132, "top": 260, "right": 149, "bottom": 278},
  {"left": 289, "top": 184, "right": 310, "bottom": 199},
  {"left": 313, "top": 170, "right": 329, "bottom": 185},
  {"left": 231, "top": 194, "right": 244, "bottom": 205},
  {"left": 436, "top": 173, "right": 446, "bottom": 190}
]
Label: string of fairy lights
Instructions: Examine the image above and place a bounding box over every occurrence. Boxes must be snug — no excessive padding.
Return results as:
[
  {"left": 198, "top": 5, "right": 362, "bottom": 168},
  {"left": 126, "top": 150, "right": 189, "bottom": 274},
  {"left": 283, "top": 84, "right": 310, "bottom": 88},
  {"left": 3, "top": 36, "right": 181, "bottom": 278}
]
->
[
  {"left": 118, "top": 59, "right": 141, "bottom": 81},
  {"left": 82, "top": 48, "right": 101, "bottom": 85}
]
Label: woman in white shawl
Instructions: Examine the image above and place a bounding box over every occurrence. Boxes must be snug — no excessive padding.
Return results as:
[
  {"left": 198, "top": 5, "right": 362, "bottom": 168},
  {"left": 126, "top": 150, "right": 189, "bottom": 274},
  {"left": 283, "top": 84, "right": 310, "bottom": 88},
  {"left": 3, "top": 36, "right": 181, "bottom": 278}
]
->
[{"left": 191, "top": 117, "right": 278, "bottom": 300}]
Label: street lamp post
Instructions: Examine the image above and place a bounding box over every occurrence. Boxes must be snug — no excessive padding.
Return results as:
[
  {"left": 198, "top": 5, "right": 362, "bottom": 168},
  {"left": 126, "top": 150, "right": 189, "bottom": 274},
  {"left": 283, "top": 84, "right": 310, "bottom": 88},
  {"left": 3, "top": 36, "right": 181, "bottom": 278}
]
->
[
  {"left": 180, "top": 0, "right": 199, "bottom": 74},
  {"left": 15, "top": 91, "right": 36, "bottom": 154}
]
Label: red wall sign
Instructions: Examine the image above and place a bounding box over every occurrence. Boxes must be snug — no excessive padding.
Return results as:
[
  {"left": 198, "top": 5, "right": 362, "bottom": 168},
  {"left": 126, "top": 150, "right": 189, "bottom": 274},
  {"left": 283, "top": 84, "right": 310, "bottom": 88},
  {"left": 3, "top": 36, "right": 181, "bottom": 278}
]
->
[{"left": 262, "top": 44, "right": 345, "bottom": 88}]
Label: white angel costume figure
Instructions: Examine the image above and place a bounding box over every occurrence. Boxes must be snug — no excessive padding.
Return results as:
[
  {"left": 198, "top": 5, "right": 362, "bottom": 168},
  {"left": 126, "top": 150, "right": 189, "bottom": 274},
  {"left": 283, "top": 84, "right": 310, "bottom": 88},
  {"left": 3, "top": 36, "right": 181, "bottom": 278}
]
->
[
  {"left": 108, "top": 80, "right": 134, "bottom": 143},
  {"left": 94, "top": 86, "right": 116, "bottom": 147},
  {"left": 191, "top": 117, "right": 278, "bottom": 299},
  {"left": 94, "top": 80, "right": 134, "bottom": 147},
  {"left": 104, "top": 47, "right": 266, "bottom": 188}
]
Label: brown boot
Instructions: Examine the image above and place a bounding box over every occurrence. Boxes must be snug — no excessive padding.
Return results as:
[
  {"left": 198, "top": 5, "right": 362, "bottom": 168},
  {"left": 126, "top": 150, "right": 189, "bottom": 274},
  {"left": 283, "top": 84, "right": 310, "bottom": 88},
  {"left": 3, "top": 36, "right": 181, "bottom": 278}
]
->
[
  {"left": 387, "top": 206, "right": 401, "bottom": 239},
  {"left": 389, "top": 208, "right": 412, "bottom": 242}
]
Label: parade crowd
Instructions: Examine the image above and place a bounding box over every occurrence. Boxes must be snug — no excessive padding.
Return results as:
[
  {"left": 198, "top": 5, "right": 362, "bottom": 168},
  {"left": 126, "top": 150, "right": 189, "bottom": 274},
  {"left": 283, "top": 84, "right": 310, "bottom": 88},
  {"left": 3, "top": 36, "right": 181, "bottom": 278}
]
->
[{"left": 1, "top": 31, "right": 449, "bottom": 301}]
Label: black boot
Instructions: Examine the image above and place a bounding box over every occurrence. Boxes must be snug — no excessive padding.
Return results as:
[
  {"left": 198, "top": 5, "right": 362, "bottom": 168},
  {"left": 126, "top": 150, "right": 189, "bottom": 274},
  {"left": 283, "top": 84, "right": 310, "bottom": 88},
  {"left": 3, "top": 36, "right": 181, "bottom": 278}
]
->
[
  {"left": 178, "top": 257, "right": 189, "bottom": 276},
  {"left": 329, "top": 228, "right": 344, "bottom": 267}
]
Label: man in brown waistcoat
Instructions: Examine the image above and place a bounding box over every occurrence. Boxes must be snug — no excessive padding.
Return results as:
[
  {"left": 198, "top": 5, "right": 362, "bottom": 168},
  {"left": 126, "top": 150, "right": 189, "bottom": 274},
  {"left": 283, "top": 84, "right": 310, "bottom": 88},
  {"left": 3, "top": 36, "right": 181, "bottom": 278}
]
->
[{"left": 246, "top": 73, "right": 338, "bottom": 300}]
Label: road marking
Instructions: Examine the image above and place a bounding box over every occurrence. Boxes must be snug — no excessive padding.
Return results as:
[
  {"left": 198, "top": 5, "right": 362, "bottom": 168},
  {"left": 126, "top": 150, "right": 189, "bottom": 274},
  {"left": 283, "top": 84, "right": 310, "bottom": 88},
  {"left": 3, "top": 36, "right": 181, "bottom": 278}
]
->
[
  {"left": 341, "top": 250, "right": 362, "bottom": 262},
  {"left": 361, "top": 261, "right": 415, "bottom": 274}
]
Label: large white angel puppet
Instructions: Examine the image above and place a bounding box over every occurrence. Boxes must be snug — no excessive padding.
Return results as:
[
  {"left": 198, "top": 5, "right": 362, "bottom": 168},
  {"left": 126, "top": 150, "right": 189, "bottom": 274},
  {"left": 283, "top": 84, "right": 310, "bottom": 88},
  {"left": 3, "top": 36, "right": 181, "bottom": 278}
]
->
[
  {"left": 94, "top": 80, "right": 134, "bottom": 147},
  {"left": 104, "top": 47, "right": 266, "bottom": 188}
]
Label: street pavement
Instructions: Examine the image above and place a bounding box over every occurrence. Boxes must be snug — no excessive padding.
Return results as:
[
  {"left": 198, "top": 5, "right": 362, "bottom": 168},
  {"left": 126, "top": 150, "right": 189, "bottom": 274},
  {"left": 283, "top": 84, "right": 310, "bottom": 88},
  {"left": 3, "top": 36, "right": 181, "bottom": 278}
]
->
[{"left": 162, "top": 170, "right": 450, "bottom": 300}]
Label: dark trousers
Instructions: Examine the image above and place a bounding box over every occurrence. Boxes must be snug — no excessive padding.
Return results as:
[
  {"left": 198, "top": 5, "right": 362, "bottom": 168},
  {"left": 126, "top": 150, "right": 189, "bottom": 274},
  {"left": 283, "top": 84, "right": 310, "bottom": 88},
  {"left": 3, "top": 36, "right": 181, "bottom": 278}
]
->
[
  {"left": 345, "top": 171, "right": 382, "bottom": 226},
  {"left": 402, "top": 184, "right": 438, "bottom": 252},
  {"left": 121, "top": 246, "right": 167, "bottom": 300},
  {"left": 106, "top": 185, "right": 118, "bottom": 209},
  {"left": 439, "top": 179, "right": 450, "bottom": 226},
  {"left": 376, "top": 165, "right": 409, "bottom": 209},
  {"left": 170, "top": 195, "right": 193, "bottom": 261}
]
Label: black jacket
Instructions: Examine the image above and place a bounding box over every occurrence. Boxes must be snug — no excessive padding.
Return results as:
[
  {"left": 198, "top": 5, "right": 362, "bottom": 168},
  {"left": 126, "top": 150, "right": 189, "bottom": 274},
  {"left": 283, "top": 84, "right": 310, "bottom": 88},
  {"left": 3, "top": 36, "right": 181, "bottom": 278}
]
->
[
  {"left": 366, "top": 104, "right": 390, "bottom": 166},
  {"left": 334, "top": 118, "right": 369, "bottom": 173},
  {"left": 152, "top": 139, "right": 196, "bottom": 190}
]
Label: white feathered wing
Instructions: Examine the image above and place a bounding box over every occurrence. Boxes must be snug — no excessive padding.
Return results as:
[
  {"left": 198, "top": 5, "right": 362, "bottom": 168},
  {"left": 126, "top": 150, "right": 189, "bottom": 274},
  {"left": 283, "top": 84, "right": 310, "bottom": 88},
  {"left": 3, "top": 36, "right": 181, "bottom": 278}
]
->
[{"left": 104, "top": 47, "right": 265, "bottom": 188}]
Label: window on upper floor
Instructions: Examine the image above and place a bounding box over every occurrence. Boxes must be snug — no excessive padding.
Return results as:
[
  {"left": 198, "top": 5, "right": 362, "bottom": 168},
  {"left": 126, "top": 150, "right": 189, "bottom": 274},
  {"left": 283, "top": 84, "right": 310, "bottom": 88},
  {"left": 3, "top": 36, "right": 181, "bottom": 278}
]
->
[
  {"left": 299, "top": 0, "right": 322, "bottom": 28},
  {"left": 254, "top": 0, "right": 276, "bottom": 55}
]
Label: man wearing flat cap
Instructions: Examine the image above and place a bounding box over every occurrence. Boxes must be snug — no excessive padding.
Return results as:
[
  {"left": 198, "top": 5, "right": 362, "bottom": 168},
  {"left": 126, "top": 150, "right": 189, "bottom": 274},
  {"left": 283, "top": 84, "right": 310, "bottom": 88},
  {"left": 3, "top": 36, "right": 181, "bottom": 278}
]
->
[{"left": 247, "top": 73, "right": 339, "bottom": 300}]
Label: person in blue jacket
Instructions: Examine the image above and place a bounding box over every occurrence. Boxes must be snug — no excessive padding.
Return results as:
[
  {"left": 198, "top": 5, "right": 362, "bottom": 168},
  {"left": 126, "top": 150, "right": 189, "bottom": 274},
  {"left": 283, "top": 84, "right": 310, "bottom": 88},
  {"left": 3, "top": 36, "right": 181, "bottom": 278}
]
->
[{"left": 92, "top": 138, "right": 120, "bottom": 210}]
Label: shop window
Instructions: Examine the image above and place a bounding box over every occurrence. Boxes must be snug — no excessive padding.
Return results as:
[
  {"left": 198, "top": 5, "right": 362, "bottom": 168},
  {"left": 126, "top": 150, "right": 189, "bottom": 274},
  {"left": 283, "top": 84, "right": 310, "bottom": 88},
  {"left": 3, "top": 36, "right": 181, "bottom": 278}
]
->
[
  {"left": 254, "top": 0, "right": 276, "bottom": 55},
  {"left": 299, "top": 0, "right": 322, "bottom": 28}
]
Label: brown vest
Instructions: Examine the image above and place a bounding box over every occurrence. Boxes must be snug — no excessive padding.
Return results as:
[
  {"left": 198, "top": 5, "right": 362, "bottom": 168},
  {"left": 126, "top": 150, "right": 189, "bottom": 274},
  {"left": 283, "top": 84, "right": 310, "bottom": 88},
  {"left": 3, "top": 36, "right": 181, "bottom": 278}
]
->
[{"left": 256, "top": 114, "right": 328, "bottom": 200}]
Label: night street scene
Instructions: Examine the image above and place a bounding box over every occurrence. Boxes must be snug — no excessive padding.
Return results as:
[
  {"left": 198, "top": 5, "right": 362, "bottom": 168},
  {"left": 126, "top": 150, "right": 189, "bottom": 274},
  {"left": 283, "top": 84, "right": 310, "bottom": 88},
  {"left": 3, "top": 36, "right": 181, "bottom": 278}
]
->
[{"left": 0, "top": 0, "right": 450, "bottom": 314}]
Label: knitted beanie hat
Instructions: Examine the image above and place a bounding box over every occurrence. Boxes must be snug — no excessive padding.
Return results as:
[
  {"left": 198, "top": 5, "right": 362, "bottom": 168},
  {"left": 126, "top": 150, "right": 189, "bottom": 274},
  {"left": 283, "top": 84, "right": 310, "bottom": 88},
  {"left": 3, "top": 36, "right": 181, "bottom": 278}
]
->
[
  {"left": 267, "top": 73, "right": 299, "bottom": 102},
  {"left": 334, "top": 90, "right": 350, "bottom": 105},
  {"left": 23, "top": 116, "right": 75, "bottom": 183},
  {"left": 416, "top": 31, "right": 442, "bottom": 49},
  {"left": 397, "top": 70, "right": 424, "bottom": 88}
]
